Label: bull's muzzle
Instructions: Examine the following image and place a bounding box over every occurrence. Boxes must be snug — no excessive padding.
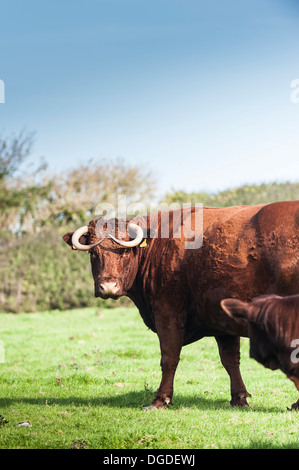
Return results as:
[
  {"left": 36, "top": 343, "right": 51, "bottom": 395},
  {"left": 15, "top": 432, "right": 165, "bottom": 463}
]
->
[{"left": 96, "top": 281, "right": 120, "bottom": 299}]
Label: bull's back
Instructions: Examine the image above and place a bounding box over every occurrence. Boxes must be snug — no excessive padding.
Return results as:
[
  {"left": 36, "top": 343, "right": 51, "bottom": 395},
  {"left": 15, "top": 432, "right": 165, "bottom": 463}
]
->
[
  {"left": 183, "top": 201, "right": 299, "bottom": 337},
  {"left": 198, "top": 201, "right": 299, "bottom": 294},
  {"left": 253, "top": 201, "right": 299, "bottom": 295}
]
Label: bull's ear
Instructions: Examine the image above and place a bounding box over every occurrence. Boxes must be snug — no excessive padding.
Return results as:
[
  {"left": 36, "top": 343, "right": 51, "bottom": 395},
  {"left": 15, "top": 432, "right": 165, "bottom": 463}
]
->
[
  {"left": 221, "top": 298, "right": 252, "bottom": 320},
  {"left": 63, "top": 231, "right": 89, "bottom": 249},
  {"left": 63, "top": 232, "right": 74, "bottom": 248}
]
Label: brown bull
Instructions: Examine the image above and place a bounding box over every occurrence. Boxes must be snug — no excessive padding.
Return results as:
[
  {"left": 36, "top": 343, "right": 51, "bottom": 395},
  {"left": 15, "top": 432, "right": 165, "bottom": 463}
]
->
[
  {"left": 63, "top": 200, "right": 299, "bottom": 409},
  {"left": 221, "top": 294, "right": 299, "bottom": 410}
]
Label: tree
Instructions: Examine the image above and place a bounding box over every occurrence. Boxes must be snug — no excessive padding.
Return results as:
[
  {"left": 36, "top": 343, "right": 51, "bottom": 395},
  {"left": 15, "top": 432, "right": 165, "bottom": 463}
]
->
[
  {"left": 0, "top": 130, "right": 50, "bottom": 234},
  {"left": 0, "top": 131, "right": 158, "bottom": 233},
  {"left": 0, "top": 130, "right": 35, "bottom": 181},
  {"left": 37, "top": 159, "right": 158, "bottom": 226}
]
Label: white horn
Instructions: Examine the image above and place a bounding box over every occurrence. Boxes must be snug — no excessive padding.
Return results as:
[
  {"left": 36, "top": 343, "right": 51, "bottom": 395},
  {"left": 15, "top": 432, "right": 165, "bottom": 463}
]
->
[
  {"left": 71, "top": 225, "right": 103, "bottom": 251},
  {"left": 108, "top": 223, "right": 144, "bottom": 248}
]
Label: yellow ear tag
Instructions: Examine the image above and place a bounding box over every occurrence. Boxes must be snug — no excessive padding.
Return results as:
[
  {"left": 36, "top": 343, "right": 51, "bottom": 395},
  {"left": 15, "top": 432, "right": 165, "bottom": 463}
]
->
[{"left": 140, "top": 240, "right": 147, "bottom": 248}]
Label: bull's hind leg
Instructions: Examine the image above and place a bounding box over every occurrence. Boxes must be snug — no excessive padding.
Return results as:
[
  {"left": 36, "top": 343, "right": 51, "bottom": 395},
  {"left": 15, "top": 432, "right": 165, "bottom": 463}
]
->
[{"left": 215, "top": 335, "right": 251, "bottom": 407}]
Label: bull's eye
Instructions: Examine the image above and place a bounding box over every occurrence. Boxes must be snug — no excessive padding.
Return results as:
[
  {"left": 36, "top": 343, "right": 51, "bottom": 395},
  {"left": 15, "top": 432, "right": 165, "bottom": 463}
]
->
[
  {"left": 89, "top": 250, "right": 97, "bottom": 259},
  {"left": 124, "top": 248, "right": 130, "bottom": 254}
]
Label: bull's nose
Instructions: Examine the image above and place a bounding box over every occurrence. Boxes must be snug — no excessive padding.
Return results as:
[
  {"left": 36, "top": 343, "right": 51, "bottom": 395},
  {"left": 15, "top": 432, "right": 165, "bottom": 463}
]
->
[{"left": 98, "top": 281, "right": 119, "bottom": 297}]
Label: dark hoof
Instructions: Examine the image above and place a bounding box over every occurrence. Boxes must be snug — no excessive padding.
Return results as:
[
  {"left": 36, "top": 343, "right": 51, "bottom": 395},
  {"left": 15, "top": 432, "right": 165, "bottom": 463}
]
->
[
  {"left": 230, "top": 392, "right": 251, "bottom": 407},
  {"left": 140, "top": 405, "right": 159, "bottom": 411},
  {"left": 140, "top": 397, "right": 172, "bottom": 411},
  {"left": 287, "top": 400, "right": 299, "bottom": 411}
]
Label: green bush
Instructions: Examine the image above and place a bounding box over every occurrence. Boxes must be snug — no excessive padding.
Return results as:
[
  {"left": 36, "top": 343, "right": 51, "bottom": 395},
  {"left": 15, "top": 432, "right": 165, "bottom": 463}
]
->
[
  {"left": 165, "top": 181, "right": 299, "bottom": 207},
  {"left": 0, "top": 227, "right": 130, "bottom": 313}
]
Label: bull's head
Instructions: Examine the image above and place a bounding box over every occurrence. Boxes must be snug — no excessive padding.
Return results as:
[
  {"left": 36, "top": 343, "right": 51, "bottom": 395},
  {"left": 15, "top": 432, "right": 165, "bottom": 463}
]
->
[{"left": 63, "top": 219, "right": 144, "bottom": 299}]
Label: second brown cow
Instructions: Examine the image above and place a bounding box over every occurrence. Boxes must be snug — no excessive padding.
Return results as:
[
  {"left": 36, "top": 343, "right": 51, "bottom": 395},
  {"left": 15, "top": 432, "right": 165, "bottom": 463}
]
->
[{"left": 221, "top": 294, "right": 299, "bottom": 410}]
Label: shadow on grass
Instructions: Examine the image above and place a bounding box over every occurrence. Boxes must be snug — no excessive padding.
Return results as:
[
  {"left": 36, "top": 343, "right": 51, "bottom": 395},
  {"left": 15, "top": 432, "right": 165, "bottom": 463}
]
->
[
  {"left": 0, "top": 391, "right": 290, "bottom": 413},
  {"left": 233, "top": 440, "right": 299, "bottom": 449}
]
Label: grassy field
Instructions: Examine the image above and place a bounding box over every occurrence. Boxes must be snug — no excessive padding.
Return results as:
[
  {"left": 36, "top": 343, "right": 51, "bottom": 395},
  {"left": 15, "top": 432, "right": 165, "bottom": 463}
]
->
[{"left": 0, "top": 305, "right": 299, "bottom": 449}]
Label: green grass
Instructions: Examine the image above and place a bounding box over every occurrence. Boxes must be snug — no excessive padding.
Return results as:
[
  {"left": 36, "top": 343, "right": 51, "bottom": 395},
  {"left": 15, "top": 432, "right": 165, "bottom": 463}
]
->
[{"left": 0, "top": 306, "right": 299, "bottom": 449}]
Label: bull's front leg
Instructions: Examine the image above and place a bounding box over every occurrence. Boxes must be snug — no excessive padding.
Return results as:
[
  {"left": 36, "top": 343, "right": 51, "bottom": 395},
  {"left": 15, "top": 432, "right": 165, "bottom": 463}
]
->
[
  {"left": 289, "top": 399, "right": 299, "bottom": 410},
  {"left": 286, "top": 375, "right": 299, "bottom": 410},
  {"left": 215, "top": 335, "right": 251, "bottom": 407},
  {"left": 143, "top": 314, "right": 184, "bottom": 410}
]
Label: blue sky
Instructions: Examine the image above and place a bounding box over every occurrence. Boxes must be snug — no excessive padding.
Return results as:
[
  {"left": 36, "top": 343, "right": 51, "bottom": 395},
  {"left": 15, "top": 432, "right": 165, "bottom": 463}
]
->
[{"left": 0, "top": 0, "right": 299, "bottom": 196}]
